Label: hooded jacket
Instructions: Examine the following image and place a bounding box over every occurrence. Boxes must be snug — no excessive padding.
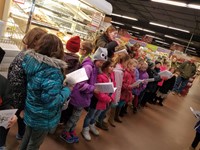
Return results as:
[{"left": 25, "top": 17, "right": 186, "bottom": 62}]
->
[
  {"left": 95, "top": 72, "right": 116, "bottom": 110},
  {"left": 22, "top": 50, "right": 71, "bottom": 130},
  {"left": 69, "top": 57, "right": 98, "bottom": 108},
  {"left": 179, "top": 61, "right": 196, "bottom": 79}
]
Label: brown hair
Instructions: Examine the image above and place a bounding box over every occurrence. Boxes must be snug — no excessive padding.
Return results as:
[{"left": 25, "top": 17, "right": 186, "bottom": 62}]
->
[
  {"left": 112, "top": 53, "right": 130, "bottom": 66},
  {"left": 105, "top": 25, "right": 117, "bottom": 37},
  {"left": 35, "top": 34, "right": 64, "bottom": 59},
  {"left": 81, "top": 41, "right": 93, "bottom": 55},
  {"left": 22, "top": 27, "right": 47, "bottom": 49},
  {"left": 101, "top": 60, "right": 113, "bottom": 72}
]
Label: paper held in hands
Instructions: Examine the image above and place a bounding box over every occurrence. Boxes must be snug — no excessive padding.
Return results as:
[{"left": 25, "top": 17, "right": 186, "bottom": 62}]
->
[
  {"left": 131, "top": 80, "right": 144, "bottom": 87},
  {"left": 114, "top": 49, "right": 128, "bottom": 54},
  {"left": 158, "top": 70, "right": 173, "bottom": 78},
  {"left": 65, "top": 68, "right": 88, "bottom": 85},
  {"left": 0, "top": 109, "right": 17, "bottom": 129},
  {"left": 95, "top": 82, "right": 117, "bottom": 93},
  {"left": 190, "top": 107, "right": 200, "bottom": 119}
]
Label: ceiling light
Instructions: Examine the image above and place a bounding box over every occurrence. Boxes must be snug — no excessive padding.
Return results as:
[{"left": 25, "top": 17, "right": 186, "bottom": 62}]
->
[
  {"left": 111, "top": 21, "right": 124, "bottom": 26},
  {"left": 143, "top": 29, "right": 155, "bottom": 34},
  {"left": 111, "top": 13, "right": 121, "bottom": 17},
  {"left": 132, "top": 26, "right": 143, "bottom": 30},
  {"left": 187, "top": 4, "right": 200, "bottom": 10},
  {"left": 122, "top": 16, "right": 138, "bottom": 21},
  {"left": 155, "top": 40, "right": 169, "bottom": 45},
  {"left": 168, "top": 26, "right": 190, "bottom": 33},
  {"left": 132, "top": 26, "right": 155, "bottom": 33},
  {"left": 151, "top": 0, "right": 187, "bottom": 7},
  {"left": 150, "top": 22, "right": 168, "bottom": 28}
]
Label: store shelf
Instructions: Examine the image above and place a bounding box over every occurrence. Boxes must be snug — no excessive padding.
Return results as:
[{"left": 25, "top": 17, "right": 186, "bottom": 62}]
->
[{"left": 31, "top": 20, "right": 59, "bottom": 31}]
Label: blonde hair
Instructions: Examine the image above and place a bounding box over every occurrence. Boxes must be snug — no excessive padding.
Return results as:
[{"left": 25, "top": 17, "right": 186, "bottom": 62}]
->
[
  {"left": 112, "top": 53, "right": 130, "bottom": 66},
  {"left": 127, "top": 59, "right": 138, "bottom": 68}
]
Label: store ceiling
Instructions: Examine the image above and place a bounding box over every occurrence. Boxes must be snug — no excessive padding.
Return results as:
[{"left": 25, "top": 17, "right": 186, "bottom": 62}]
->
[{"left": 106, "top": 0, "right": 200, "bottom": 56}]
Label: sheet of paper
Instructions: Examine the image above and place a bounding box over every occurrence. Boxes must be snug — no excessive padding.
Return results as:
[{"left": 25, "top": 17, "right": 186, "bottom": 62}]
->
[
  {"left": 95, "top": 82, "right": 116, "bottom": 93},
  {"left": 0, "top": 109, "right": 17, "bottom": 129},
  {"left": 114, "top": 49, "right": 128, "bottom": 54},
  {"left": 65, "top": 68, "right": 88, "bottom": 85},
  {"left": 145, "top": 78, "right": 155, "bottom": 82},
  {"left": 132, "top": 80, "right": 144, "bottom": 87},
  {"left": 190, "top": 107, "right": 200, "bottom": 119},
  {"left": 158, "top": 70, "right": 173, "bottom": 78}
]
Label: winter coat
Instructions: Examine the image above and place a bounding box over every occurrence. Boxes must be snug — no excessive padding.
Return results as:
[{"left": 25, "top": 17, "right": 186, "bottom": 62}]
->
[
  {"left": 64, "top": 52, "right": 80, "bottom": 74},
  {"left": 0, "top": 74, "right": 10, "bottom": 110},
  {"left": 22, "top": 50, "right": 71, "bottom": 130},
  {"left": 179, "top": 62, "right": 196, "bottom": 79},
  {"left": 133, "top": 69, "right": 149, "bottom": 96},
  {"left": 95, "top": 72, "right": 116, "bottom": 110},
  {"left": 146, "top": 68, "right": 161, "bottom": 93},
  {"left": 113, "top": 64, "right": 124, "bottom": 104},
  {"left": 120, "top": 69, "right": 135, "bottom": 103},
  {"left": 6, "top": 52, "right": 26, "bottom": 110},
  {"left": 69, "top": 57, "right": 98, "bottom": 108},
  {"left": 159, "top": 75, "right": 176, "bottom": 94},
  {"left": 158, "top": 65, "right": 168, "bottom": 87},
  {"left": 94, "top": 33, "right": 118, "bottom": 58}
]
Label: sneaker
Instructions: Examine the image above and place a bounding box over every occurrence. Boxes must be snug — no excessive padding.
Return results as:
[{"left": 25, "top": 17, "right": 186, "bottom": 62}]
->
[
  {"left": 60, "top": 131, "right": 74, "bottom": 144},
  {"left": 172, "top": 91, "right": 176, "bottom": 95},
  {"left": 81, "top": 127, "right": 91, "bottom": 141},
  {"left": 16, "top": 133, "right": 23, "bottom": 140},
  {"left": 96, "top": 122, "right": 109, "bottom": 131},
  {"left": 133, "top": 107, "right": 137, "bottom": 114},
  {"left": 89, "top": 124, "right": 99, "bottom": 136},
  {"left": 70, "top": 130, "right": 79, "bottom": 143},
  {"left": 178, "top": 93, "right": 182, "bottom": 97}
]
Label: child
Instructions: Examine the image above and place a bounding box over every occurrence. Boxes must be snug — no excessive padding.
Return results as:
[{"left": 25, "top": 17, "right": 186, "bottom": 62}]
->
[
  {"left": 154, "top": 68, "right": 176, "bottom": 106},
  {"left": 64, "top": 36, "right": 81, "bottom": 74},
  {"left": 105, "top": 53, "right": 130, "bottom": 126},
  {"left": 60, "top": 47, "right": 108, "bottom": 144},
  {"left": 117, "top": 59, "right": 137, "bottom": 118},
  {"left": 133, "top": 62, "right": 149, "bottom": 113},
  {"left": 19, "top": 34, "right": 71, "bottom": 150},
  {"left": 60, "top": 40, "right": 93, "bottom": 125},
  {"left": 82, "top": 60, "right": 115, "bottom": 141}
]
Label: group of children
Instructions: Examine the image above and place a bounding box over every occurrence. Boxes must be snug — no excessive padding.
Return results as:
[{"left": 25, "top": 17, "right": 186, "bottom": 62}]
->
[{"left": 0, "top": 26, "right": 198, "bottom": 150}]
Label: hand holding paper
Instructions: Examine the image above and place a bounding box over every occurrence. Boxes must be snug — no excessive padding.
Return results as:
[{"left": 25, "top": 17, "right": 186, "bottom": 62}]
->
[
  {"left": 95, "top": 82, "right": 116, "bottom": 93},
  {"left": 158, "top": 70, "right": 173, "bottom": 79},
  {"left": 0, "top": 109, "right": 17, "bottom": 129}
]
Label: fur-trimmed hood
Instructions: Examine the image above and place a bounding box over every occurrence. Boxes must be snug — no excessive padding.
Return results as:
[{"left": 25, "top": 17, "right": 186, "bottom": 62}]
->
[{"left": 25, "top": 50, "right": 68, "bottom": 69}]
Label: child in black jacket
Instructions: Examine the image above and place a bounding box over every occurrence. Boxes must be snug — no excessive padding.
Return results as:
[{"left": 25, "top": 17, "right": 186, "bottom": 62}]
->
[{"left": 154, "top": 68, "right": 176, "bottom": 106}]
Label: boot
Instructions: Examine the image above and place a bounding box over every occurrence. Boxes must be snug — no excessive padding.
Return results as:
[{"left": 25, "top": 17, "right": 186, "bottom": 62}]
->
[
  {"left": 89, "top": 124, "right": 99, "bottom": 136},
  {"left": 133, "top": 107, "right": 137, "bottom": 114},
  {"left": 81, "top": 127, "right": 91, "bottom": 141},
  {"left": 158, "top": 97, "right": 164, "bottom": 106},
  {"left": 114, "top": 107, "right": 122, "bottom": 123},
  {"left": 108, "top": 108, "right": 116, "bottom": 127}
]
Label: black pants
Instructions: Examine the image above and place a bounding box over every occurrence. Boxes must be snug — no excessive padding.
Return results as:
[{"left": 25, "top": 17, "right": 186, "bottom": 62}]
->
[
  {"left": 18, "top": 115, "right": 26, "bottom": 136},
  {"left": 141, "top": 91, "right": 154, "bottom": 106},
  {"left": 0, "top": 127, "right": 9, "bottom": 147},
  {"left": 60, "top": 103, "right": 74, "bottom": 124},
  {"left": 191, "top": 131, "right": 200, "bottom": 148}
]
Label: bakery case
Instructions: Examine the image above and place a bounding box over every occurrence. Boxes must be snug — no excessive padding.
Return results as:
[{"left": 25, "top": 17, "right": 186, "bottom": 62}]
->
[{"left": 4, "top": 0, "right": 105, "bottom": 46}]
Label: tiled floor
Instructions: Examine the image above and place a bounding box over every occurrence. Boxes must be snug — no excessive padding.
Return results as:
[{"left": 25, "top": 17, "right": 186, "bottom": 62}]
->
[{"left": 6, "top": 77, "right": 200, "bottom": 150}]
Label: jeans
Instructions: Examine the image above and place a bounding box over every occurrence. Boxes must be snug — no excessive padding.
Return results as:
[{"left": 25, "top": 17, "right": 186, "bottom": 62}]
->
[
  {"left": 0, "top": 127, "right": 9, "bottom": 147},
  {"left": 98, "top": 104, "right": 111, "bottom": 124},
  {"left": 17, "top": 116, "right": 25, "bottom": 137},
  {"left": 173, "top": 76, "right": 189, "bottom": 94},
  {"left": 19, "top": 126, "right": 49, "bottom": 150},
  {"left": 83, "top": 108, "right": 103, "bottom": 128},
  {"left": 191, "top": 131, "right": 200, "bottom": 148}
]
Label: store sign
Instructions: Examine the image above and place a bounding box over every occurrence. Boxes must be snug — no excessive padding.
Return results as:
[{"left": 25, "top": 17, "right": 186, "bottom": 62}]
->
[
  {"left": 13, "top": 0, "right": 25, "bottom": 4},
  {"left": 91, "top": 12, "right": 103, "bottom": 28}
]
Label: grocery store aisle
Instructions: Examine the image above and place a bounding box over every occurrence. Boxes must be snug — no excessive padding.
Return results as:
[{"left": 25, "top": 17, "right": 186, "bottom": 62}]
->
[{"left": 6, "top": 77, "right": 200, "bottom": 150}]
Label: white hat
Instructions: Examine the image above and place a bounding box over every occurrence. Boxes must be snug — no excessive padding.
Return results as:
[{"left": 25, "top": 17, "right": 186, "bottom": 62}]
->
[{"left": 93, "top": 47, "right": 108, "bottom": 61}]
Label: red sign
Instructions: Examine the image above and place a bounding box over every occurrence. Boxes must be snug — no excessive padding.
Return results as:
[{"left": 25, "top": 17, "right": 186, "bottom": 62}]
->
[{"left": 13, "top": 0, "right": 25, "bottom": 4}]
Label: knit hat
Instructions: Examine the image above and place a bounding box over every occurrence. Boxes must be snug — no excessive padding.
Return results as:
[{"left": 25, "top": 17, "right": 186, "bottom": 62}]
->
[
  {"left": 66, "top": 36, "right": 81, "bottom": 53},
  {"left": 93, "top": 47, "right": 108, "bottom": 61},
  {"left": 0, "top": 47, "right": 5, "bottom": 64},
  {"left": 148, "top": 61, "right": 155, "bottom": 69}
]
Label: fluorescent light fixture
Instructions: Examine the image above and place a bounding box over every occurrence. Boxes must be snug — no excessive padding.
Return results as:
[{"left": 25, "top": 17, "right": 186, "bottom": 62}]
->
[
  {"left": 149, "top": 22, "right": 190, "bottom": 33},
  {"left": 151, "top": 0, "right": 187, "bottom": 7},
  {"left": 121, "top": 16, "right": 138, "bottom": 21},
  {"left": 188, "top": 4, "right": 200, "bottom": 10},
  {"left": 111, "top": 21, "right": 124, "bottom": 26},
  {"left": 111, "top": 13, "right": 138, "bottom": 21},
  {"left": 168, "top": 26, "right": 190, "bottom": 33},
  {"left": 132, "top": 26, "right": 155, "bottom": 33},
  {"left": 155, "top": 40, "right": 169, "bottom": 45},
  {"left": 150, "top": 22, "right": 168, "bottom": 28},
  {"left": 165, "top": 35, "right": 179, "bottom": 40},
  {"left": 111, "top": 13, "right": 121, "bottom": 17}
]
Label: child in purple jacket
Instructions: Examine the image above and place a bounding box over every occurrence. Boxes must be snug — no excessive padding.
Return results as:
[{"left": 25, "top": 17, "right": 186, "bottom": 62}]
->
[{"left": 60, "top": 47, "right": 108, "bottom": 144}]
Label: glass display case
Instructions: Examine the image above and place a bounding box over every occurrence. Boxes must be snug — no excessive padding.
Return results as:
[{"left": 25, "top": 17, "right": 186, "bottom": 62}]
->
[{"left": 5, "top": 0, "right": 105, "bottom": 44}]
